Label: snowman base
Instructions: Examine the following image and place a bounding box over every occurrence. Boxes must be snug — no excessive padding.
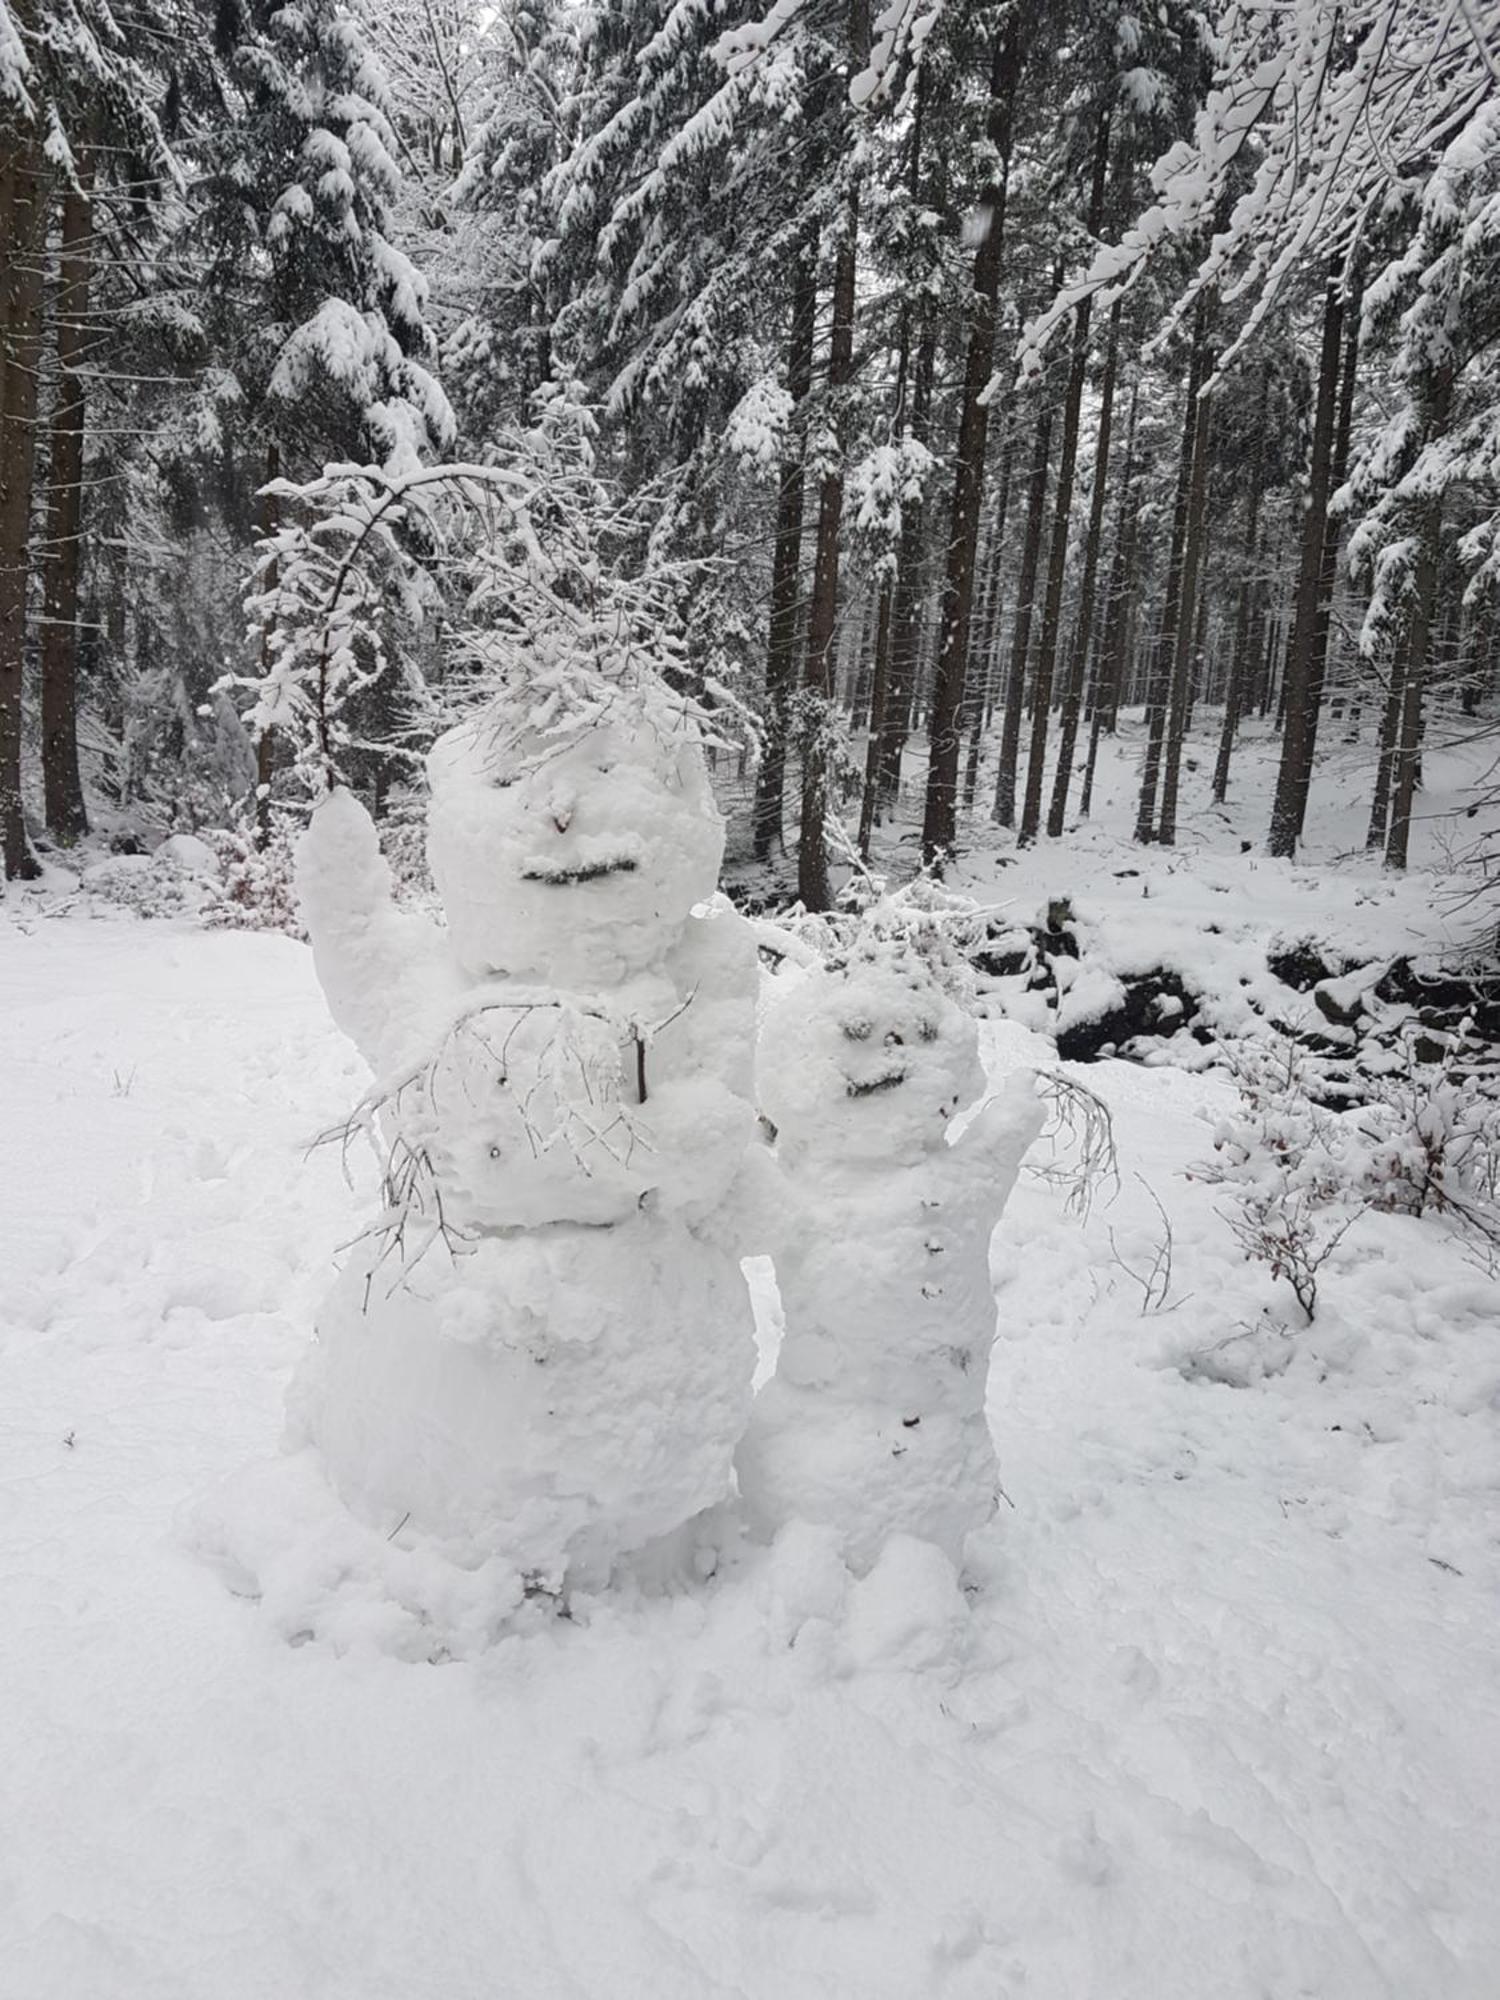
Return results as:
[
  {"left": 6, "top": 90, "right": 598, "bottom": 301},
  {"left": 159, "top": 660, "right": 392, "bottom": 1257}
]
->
[{"left": 288, "top": 1219, "right": 756, "bottom": 1589}]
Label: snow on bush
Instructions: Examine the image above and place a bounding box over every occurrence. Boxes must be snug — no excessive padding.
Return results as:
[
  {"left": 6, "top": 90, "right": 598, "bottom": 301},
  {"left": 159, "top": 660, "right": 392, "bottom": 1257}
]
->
[
  {"left": 1192, "top": 1032, "right": 1500, "bottom": 1322},
  {"left": 202, "top": 822, "right": 306, "bottom": 937},
  {"left": 77, "top": 833, "right": 222, "bottom": 921}
]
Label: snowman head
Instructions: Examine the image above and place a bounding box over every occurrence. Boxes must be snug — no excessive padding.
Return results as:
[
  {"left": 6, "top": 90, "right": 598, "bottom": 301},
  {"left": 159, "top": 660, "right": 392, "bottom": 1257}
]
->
[
  {"left": 759, "top": 951, "right": 985, "bottom": 1166},
  {"left": 427, "top": 681, "right": 725, "bottom": 984}
]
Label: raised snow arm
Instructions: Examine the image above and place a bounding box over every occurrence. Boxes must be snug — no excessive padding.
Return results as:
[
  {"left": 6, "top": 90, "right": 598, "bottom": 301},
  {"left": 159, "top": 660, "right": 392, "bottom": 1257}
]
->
[
  {"left": 295, "top": 786, "right": 453, "bottom": 1071},
  {"left": 956, "top": 1069, "right": 1045, "bottom": 1198}
]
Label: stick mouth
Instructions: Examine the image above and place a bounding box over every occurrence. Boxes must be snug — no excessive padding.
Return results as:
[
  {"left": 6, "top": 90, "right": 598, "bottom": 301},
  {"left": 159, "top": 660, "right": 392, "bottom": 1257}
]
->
[
  {"left": 844, "top": 1066, "right": 908, "bottom": 1098},
  {"left": 519, "top": 856, "right": 640, "bottom": 885}
]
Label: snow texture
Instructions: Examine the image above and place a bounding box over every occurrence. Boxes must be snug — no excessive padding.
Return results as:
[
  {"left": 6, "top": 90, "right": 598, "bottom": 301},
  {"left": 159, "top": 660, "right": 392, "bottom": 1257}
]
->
[{"left": 3, "top": 908, "right": 1498, "bottom": 1997}]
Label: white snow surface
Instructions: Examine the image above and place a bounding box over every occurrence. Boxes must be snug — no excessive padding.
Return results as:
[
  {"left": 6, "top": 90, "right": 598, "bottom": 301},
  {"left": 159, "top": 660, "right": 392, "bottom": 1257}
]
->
[{"left": 3, "top": 898, "right": 1500, "bottom": 1994}]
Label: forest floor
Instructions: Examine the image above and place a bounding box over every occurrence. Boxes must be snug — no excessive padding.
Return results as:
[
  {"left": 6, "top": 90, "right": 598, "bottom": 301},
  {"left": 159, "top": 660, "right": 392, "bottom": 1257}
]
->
[{"left": 2, "top": 716, "right": 1499, "bottom": 1998}]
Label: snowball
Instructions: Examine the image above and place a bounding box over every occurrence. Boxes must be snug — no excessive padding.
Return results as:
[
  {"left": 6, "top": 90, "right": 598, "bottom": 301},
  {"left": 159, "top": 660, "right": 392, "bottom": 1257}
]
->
[{"left": 291, "top": 1220, "right": 755, "bottom": 1586}]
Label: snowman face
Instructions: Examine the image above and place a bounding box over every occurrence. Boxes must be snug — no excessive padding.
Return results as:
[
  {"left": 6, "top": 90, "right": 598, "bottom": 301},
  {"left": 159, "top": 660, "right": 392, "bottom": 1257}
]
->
[
  {"left": 759, "top": 960, "right": 985, "bottom": 1164},
  {"left": 427, "top": 701, "right": 725, "bottom": 981}
]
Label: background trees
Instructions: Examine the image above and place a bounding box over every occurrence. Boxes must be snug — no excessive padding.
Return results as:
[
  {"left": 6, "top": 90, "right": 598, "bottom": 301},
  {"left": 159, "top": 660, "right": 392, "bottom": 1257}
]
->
[{"left": 0, "top": 0, "right": 1495, "bottom": 901}]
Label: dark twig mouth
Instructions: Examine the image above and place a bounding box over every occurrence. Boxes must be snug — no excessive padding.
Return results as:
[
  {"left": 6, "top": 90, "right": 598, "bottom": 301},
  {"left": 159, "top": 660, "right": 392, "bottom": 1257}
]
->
[
  {"left": 845, "top": 1068, "right": 907, "bottom": 1097},
  {"left": 520, "top": 858, "right": 640, "bottom": 885}
]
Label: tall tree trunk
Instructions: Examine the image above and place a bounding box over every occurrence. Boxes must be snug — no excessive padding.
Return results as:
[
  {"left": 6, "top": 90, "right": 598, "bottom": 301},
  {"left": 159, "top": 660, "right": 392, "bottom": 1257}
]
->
[
  {"left": 1157, "top": 356, "right": 1215, "bottom": 849},
  {"left": 1081, "top": 378, "right": 1140, "bottom": 816},
  {"left": 797, "top": 177, "right": 860, "bottom": 911},
  {"left": 992, "top": 389, "right": 1052, "bottom": 826},
  {"left": 1267, "top": 272, "right": 1345, "bottom": 858},
  {"left": 876, "top": 304, "right": 937, "bottom": 801},
  {"left": 40, "top": 156, "right": 95, "bottom": 844},
  {"left": 1286, "top": 276, "right": 1362, "bottom": 843},
  {"left": 919, "top": 21, "right": 1022, "bottom": 866},
  {"left": 1383, "top": 359, "right": 1455, "bottom": 868},
  {"left": 754, "top": 232, "right": 818, "bottom": 862},
  {"left": 857, "top": 580, "right": 894, "bottom": 856},
  {"left": 1212, "top": 361, "right": 1271, "bottom": 804},
  {"left": 1134, "top": 290, "right": 1210, "bottom": 845},
  {"left": 1366, "top": 638, "right": 1407, "bottom": 850},
  {"left": 1019, "top": 112, "right": 1111, "bottom": 845},
  {"left": 963, "top": 484, "right": 1010, "bottom": 806},
  {"left": 1046, "top": 295, "right": 1121, "bottom": 836},
  {"left": 1385, "top": 535, "right": 1439, "bottom": 872},
  {"left": 0, "top": 135, "right": 50, "bottom": 878},
  {"left": 253, "top": 443, "right": 282, "bottom": 845}
]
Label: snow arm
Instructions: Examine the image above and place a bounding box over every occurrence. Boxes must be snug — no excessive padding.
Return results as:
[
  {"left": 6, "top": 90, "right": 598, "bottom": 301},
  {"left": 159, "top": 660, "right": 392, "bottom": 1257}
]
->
[
  {"left": 295, "top": 786, "right": 454, "bottom": 1071},
  {"left": 951, "top": 1069, "right": 1045, "bottom": 1208}
]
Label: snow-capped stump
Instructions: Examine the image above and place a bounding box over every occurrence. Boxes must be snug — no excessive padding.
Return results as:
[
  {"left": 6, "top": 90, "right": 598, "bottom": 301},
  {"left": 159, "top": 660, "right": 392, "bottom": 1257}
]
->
[
  {"left": 282, "top": 671, "right": 761, "bottom": 1601},
  {"left": 736, "top": 940, "right": 1042, "bottom": 1573}
]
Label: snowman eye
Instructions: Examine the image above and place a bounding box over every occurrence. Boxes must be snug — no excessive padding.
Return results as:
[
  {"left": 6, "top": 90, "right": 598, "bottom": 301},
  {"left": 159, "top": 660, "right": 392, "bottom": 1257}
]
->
[
  {"left": 840, "top": 1019, "right": 871, "bottom": 1041},
  {"left": 918, "top": 1019, "right": 938, "bottom": 1042}
]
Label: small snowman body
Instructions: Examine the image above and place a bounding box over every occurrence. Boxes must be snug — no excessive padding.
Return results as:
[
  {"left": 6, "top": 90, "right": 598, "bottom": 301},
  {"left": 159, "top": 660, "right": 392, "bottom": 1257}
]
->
[
  {"left": 291, "top": 681, "right": 759, "bottom": 1587},
  {"left": 736, "top": 953, "right": 1040, "bottom": 1573}
]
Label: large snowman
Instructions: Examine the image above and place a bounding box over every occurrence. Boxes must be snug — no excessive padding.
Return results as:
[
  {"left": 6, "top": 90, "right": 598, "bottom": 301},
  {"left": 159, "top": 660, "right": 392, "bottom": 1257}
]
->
[
  {"left": 736, "top": 939, "right": 1041, "bottom": 1574},
  {"left": 292, "top": 672, "right": 760, "bottom": 1590}
]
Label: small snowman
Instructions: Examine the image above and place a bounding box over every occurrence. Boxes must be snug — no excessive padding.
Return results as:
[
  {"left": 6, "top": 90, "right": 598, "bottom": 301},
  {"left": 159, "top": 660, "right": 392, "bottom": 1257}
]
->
[
  {"left": 289, "top": 671, "right": 761, "bottom": 1590},
  {"left": 736, "top": 936, "right": 1041, "bottom": 1574}
]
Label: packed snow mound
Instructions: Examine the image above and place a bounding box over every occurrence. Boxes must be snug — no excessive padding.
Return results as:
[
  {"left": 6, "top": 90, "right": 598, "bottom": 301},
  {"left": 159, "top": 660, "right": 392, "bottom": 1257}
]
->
[{"left": 426, "top": 682, "right": 726, "bottom": 987}]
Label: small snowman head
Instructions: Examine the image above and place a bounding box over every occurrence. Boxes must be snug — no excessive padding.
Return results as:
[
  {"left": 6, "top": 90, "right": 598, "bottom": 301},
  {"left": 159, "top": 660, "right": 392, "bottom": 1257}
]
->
[
  {"left": 427, "top": 680, "right": 725, "bottom": 983},
  {"left": 759, "top": 947, "right": 985, "bottom": 1165}
]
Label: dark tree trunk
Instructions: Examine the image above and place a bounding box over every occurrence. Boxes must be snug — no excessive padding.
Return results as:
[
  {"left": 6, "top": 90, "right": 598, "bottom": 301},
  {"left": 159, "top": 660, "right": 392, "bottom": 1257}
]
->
[
  {"left": 992, "top": 389, "right": 1052, "bottom": 826},
  {"left": 1267, "top": 273, "right": 1345, "bottom": 858},
  {"left": 253, "top": 443, "right": 282, "bottom": 845},
  {"left": 754, "top": 232, "right": 818, "bottom": 862},
  {"left": 919, "top": 21, "right": 1022, "bottom": 866},
  {"left": 1157, "top": 350, "right": 1216, "bottom": 853},
  {"left": 876, "top": 304, "right": 937, "bottom": 801},
  {"left": 1019, "top": 112, "right": 1111, "bottom": 845},
  {"left": 1286, "top": 276, "right": 1362, "bottom": 842},
  {"left": 40, "top": 158, "right": 95, "bottom": 844},
  {"left": 797, "top": 179, "right": 860, "bottom": 911},
  {"left": 1080, "top": 383, "right": 1139, "bottom": 819},
  {"left": 1046, "top": 295, "right": 1121, "bottom": 836},
  {"left": 0, "top": 137, "right": 50, "bottom": 878},
  {"left": 1366, "top": 639, "right": 1407, "bottom": 850},
  {"left": 1212, "top": 361, "right": 1271, "bottom": 804},
  {"left": 963, "top": 489, "right": 1010, "bottom": 807},
  {"left": 1135, "top": 290, "right": 1211, "bottom": 845}
]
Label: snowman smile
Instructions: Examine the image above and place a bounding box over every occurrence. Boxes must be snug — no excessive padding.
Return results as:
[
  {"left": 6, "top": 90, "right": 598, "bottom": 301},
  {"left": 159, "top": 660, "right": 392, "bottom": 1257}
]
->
[
  {"left": 520, "top": 853, "right": 640, "bottom": 885},
  {"left": 845, "top": 1064, "right": 908, "bottom": 1097}
]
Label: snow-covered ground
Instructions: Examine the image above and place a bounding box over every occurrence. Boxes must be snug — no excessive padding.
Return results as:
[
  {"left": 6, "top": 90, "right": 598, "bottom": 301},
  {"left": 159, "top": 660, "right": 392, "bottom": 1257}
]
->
[{"left": 4, "top": 713, "right": 1499, "bottom": 1998}]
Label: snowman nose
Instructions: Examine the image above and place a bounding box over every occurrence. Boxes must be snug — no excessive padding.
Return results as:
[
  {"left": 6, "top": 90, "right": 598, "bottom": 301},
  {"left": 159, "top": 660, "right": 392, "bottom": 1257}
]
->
[{"left": 548, "top": 784, "right": 577, "bottom": 834}]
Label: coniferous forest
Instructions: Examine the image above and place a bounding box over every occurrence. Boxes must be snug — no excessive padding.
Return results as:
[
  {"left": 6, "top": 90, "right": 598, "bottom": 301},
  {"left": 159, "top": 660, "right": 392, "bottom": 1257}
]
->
[
  {"left": 1, "top": 0, "right": 1497, "bottom": 896},
  {"left": 5, "top": 7, "right": 1500, "bottom": 1996}
]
